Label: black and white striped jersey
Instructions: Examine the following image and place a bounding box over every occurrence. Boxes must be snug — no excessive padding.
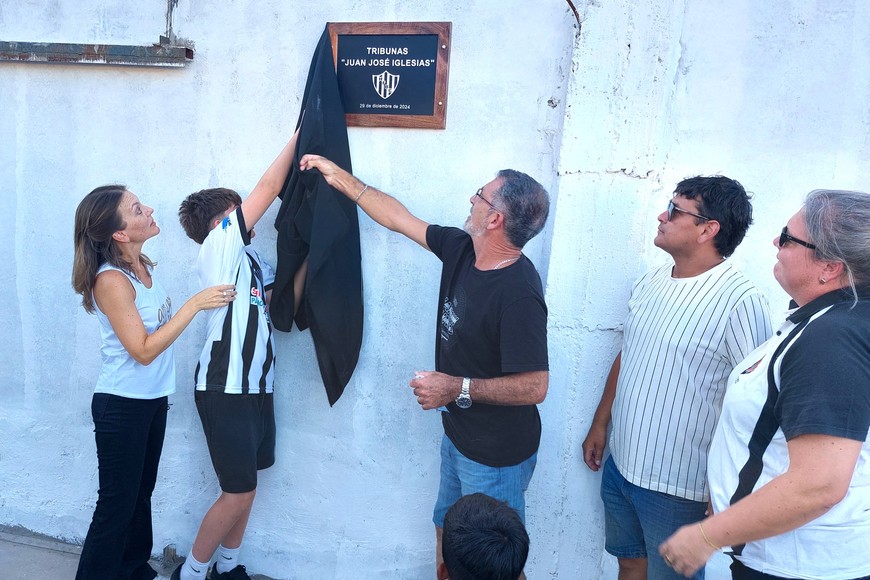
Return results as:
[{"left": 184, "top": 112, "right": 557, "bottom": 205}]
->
[{"left": 193, "top": 207, "right": 276, "bottom": 394}]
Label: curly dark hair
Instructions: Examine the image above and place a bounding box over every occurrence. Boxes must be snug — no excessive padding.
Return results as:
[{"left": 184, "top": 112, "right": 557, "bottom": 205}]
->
[{"left": 674, "top": 175, "right": 753, "bottom": 258}]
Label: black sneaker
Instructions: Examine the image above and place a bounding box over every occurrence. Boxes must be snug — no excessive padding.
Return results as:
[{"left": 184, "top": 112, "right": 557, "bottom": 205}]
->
[
  {"left": 169, "top": 562, "right": 183, "bottom": 580},
  {"left": 122, "top": 562, "right": 158, "bottom": 580},
  {"left": 209, "top": 565, "right": 252, "bottom": 580}
]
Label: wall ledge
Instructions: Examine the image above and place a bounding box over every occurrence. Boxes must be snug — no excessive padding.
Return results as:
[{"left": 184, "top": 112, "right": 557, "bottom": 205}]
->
[{"left": 0, "top": 38, "right": 193, "bottom": 68}]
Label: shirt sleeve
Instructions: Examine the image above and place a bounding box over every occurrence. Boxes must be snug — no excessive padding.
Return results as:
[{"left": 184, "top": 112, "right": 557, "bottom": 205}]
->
[
  {"left": 776, "top": 309, "right": 870, "bottom": 442},
  {"left": 426, "top": 225, "right": 469, "bottom": 263},
  {"left": 500, "top": 296, "right": 549, "bottom": 373},
  {"left": 426, "top": 225, "right": 446, "bottom": 261},
  {"left": 197, "top": 207, "right": 247, "bottom": 287},
  {"left": 724, "top": 291, "right": 773, "bottom": 367}
]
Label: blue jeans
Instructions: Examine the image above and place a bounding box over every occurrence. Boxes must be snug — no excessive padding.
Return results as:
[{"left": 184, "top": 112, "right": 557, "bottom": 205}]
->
[
  {"left": 76, "top": 394, "right": 167, "bottom": 580},
  {"left": 601, "top": 456, "right": 707, "bottom": 580},
  {"left": 432, "top": 434, "right": 537, "bottom": 528}
]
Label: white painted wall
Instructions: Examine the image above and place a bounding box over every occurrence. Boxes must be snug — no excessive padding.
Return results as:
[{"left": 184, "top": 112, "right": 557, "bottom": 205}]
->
[
  {"left": 1, "top": 1, "right": 868, "bottom": 578},
  {"left": 546, "top": 1, "right": 870, "bottom": 577}
]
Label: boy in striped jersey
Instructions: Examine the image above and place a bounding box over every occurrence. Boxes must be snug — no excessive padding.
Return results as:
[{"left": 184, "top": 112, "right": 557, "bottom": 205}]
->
[
  {"left": 174, "top": 132, "right": 305, "bottom": 580},
  {"left": 581, "top": 176, "right": 772, "bottom": 580}
]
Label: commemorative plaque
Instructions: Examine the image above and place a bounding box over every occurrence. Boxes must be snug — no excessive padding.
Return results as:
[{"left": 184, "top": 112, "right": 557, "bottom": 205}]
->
[{"left": 328, "top": 22, "right": 451, "bottom": 129}]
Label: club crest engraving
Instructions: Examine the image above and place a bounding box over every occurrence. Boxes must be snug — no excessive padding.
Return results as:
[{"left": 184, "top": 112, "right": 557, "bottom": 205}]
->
[{"left": 372, "top": 70, "right": 400, "bottom": 100}]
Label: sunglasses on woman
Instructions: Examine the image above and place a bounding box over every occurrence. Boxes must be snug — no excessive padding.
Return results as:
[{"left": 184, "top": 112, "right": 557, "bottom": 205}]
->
[{"left": 779, "top": 227, "right": 816, "bottom": 250}]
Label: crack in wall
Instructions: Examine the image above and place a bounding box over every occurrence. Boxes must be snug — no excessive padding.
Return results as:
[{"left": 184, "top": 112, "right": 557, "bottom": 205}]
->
[
  {"left": 557, "top": 168, "right": 655, "bottom": 179},
  {"left": 604, "top": 168, "right": 654, "bottom": 179}
]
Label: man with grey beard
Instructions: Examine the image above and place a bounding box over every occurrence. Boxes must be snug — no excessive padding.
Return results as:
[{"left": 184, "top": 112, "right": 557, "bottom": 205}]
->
[{"left": 299, "top": 154, "right": 550, "bottom": 577}]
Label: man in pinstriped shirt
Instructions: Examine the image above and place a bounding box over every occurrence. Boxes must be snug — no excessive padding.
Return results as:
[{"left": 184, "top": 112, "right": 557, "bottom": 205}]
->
[{"left": 581, "top": 176, "right": 772, "bottom": 580}]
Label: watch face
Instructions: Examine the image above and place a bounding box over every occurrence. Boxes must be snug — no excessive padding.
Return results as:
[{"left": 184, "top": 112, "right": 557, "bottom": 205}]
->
[{"left": 456, "top": 396, "right": 472, "bottom": 409}]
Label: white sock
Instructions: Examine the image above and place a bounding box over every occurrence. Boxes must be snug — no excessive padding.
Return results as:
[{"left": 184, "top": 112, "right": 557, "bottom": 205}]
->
[
  {"left": 180, "top": 551, "right": 209, "bottom": 580},
  {"left": 215, "top": 545, "right": 241, "bottom": 574}
]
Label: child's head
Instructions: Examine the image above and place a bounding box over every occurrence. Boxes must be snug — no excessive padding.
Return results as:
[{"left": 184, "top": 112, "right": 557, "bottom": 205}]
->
[{"left": 178, "top": 187, "right": 243, "bottom": 244}]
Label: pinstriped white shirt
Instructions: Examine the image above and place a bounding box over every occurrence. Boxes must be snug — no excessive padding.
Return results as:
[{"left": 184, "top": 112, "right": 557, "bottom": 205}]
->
[{"left": 610, "top": 261, "right": 772, "bottom": 501}]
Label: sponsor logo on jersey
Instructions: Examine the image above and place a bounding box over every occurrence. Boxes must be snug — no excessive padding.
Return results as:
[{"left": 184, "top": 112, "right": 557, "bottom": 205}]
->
[{"left": 250, "top": 286, "right": 265, "bottom": 308}]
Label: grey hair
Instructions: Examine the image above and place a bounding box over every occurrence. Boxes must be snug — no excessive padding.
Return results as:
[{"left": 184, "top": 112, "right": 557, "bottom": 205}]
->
[
  {"left": 803, "top": 189, "right": 870, "bottom": 304},
  {"left": 492, "top": 169, "right": 550, "bottom": 249}
]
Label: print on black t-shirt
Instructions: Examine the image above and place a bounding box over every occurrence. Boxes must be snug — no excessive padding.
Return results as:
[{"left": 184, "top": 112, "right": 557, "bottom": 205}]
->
[{"left": 440, "top": 288, "right": 466, "bottom": 350}]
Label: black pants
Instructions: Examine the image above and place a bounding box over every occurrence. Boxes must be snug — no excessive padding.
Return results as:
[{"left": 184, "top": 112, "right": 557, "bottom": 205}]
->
[
  {"left": 76, "top": 394, "right": 167, "bottom": 580},
  {"left": 731, "top": 558, "right": 870, "bottom": 580}
]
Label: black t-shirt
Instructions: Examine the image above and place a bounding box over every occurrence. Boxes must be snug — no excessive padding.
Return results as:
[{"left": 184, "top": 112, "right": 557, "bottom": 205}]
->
[{"left": 427, "top": 225, "right": 549, "bottom": 467}]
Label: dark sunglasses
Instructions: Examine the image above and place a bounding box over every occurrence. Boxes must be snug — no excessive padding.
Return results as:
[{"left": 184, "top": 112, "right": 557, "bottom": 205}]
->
[
  {"left": 667, "top": 199, "right": 711, "bottom": 222},
  {"left": 779, "top": 227, "right": 816, "bottom": 250}
]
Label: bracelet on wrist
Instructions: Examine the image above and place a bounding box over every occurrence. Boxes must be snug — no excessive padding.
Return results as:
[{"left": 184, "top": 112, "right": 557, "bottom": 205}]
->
[{"left": 698, "top": 522, "right": 721, "bottom": 551}]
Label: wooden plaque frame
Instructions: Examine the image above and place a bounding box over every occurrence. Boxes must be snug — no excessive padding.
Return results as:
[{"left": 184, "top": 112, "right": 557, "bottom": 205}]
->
[{"left": 327, "top": 21, "right": 451, "bottom": 129}]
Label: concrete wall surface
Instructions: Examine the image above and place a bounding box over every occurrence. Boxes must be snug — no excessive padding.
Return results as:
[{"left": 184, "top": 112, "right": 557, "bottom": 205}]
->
[{"left": 1, "top": 1, "right": 868, "bottom": 578}]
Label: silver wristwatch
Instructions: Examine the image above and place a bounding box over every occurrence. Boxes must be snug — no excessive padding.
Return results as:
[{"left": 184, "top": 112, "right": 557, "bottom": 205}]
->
[{"left": 455, "top": 377, "right": 472, "bottom": 409}]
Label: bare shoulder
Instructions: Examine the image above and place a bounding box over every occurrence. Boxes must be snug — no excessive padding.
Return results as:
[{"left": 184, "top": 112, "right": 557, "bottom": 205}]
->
[{"left": 94, "top": 269, "right": 136, "bottom": 309}]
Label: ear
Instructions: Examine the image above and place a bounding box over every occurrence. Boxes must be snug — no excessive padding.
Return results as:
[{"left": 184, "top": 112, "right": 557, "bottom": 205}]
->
[
  {"left": 821, "top": 260, "right": 845, "bottom": 283},
  {"left": 436, "top": 562, "right": 449, "bottom": 580},
  {"left": 112, "top": 230, "right": 128, "bottom": 243},
  {"left": 486, "top": 210, "right": 504, "bottom": 231},
  {"left": 697, "top": 220, "right": 721, "bottom": 245}
]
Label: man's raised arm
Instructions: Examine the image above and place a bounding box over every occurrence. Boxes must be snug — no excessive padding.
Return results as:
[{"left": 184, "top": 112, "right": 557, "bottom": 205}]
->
[{"left": 299, "top": 154, "right": 430, "bottom": 250}]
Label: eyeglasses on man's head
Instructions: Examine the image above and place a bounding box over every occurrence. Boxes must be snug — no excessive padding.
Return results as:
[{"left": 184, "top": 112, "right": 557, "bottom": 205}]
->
[{"left": 475, "top": 187, "right": 500, "bottom": 212}]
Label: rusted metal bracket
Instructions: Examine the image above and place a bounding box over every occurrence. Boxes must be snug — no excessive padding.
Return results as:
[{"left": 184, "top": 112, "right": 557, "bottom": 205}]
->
[{"left": 0, "top": 37, "right": 193, "bottom": 67}]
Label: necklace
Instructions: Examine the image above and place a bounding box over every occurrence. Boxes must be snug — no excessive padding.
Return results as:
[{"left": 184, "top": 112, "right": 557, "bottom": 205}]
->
[{"left": 491, "top": 256, "right": 519, "bottom": 270}]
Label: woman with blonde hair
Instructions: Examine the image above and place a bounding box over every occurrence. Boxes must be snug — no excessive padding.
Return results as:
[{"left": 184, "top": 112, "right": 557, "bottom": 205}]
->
[{"left": 72, "top": 185, "right": 235, "bottom": 580}]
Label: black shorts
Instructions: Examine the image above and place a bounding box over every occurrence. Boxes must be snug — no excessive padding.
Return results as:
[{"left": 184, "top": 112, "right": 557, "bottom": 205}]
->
[
  {"left": 195, "top": 390, "right": 276, "bottom": 493},
  {"left": 730, "top": 558, "right": 870, "bottom": 580}
]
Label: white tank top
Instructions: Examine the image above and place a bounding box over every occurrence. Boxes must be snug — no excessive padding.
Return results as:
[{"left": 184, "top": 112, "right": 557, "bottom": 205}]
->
[{"left": 93, "top": 263, "right": 176, "bottom": 399}]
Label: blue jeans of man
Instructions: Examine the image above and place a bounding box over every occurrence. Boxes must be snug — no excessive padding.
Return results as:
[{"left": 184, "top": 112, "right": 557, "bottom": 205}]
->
[
  {"left": 601, "top": 456, "right": 707, "bottom": 580},
  {"left": 75, "top": 394, "right": 167, "bottom": 580},
  {"left": 432, "top": 434, "right": 537, "bottom": 528}
]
